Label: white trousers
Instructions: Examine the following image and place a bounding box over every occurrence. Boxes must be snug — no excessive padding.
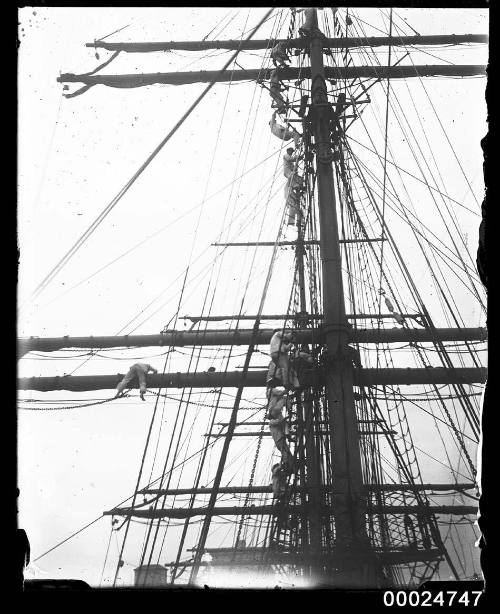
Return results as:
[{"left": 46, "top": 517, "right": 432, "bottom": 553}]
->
[{"left": 116, "top": 366, "right": 147, "bottom": 394}]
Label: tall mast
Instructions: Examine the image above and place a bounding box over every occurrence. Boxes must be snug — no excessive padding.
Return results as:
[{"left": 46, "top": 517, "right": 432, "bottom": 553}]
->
[{"left": 307, "top": 8, "right": 374, "bottom": 585}]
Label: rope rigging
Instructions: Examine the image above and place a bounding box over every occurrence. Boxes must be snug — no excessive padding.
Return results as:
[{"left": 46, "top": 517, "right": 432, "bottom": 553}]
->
[
  {"left": 110, "top": 6, "right": 288, "bottom": 588},
  {"left": 345, "top": 138, "right": 482, "bottom": 456},
  {"left": 35, "top": 146, "right": 287, "bottom": 315},
  {"left": 23, "top": 10, "right": 275, "bottom": 309}
]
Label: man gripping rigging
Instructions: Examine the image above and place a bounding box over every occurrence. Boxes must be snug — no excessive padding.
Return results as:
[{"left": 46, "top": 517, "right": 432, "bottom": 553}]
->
[{"left": 270, "top": 41, "right": 290, "bottom": 68}]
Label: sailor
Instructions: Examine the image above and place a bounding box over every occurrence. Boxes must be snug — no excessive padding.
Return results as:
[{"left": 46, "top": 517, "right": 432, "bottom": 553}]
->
[
  {"left": 283, "top": 147, "right": 303, "bottom": 191},
  {"left": 266, "top": 359, "right": 283, "bottom": 388},
  {"left": 298, "top": 8, "right": 315, "bottom": 37},
  {"left": 271, "top": 464, "right": 295, "bottom": 530},
  {"left": 269, "top": 111, "right": 294, "bottom": 141},
  {"left": 285, "top": 188, "right": 299, "bottom": 226},
  {"left": 269, "top": 69, "right": 286, "bottom": 114},
  {"left": 271, "top": 41, "right": 289, "bottom": 68},
  {"left": 115, "top": 363, "right": 158, "bottom": 401},
  {"left": 267, "top": 385, "right": 287, "bottom": 418},
  {"left": 271, "top": 462, "right": 287, "bottom": 498},
  {"left": 269, "top": 329, "right": 294, "bottom": 388},
  {"left": 384, "top": 296, "right": 405, "bottom": 326},
  {"left": 267, "top": 387, "right": 294, "bottom": 472},
  {"left": 283, "top": 147, "right": 298, "bottom": 179},
  {"left": 266, "top": 328, "right": 300, "bottom": 388},
  {"left": 290, "top": 346, "right": 314, "bottom": 385},
  {"left": 392, "top": 312, "right": 404, "bottom": 325},
  {"left": 267, "top": 358, "right": 300, "bottom": 389}
]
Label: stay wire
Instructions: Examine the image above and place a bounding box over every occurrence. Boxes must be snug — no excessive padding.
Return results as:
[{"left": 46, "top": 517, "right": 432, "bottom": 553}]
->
[
  {"left": 351, "top": 106, "right": 484, "bottom": 390},
  {"left": 33, "top": 149, "right": 281, "bottom": 314},
  {"left": 346, "top": 128, "right": 481, "bottom": 456},
  {"left": 346, "top": 135, "right": 479, "bottom": 217},
  {"left": 122, "top": 174, "right": 289, "bottom": 335},
  {"left": 99, "top": 525, "right": 114, "bottom": 586},
  {"left": 143, "top": 22, "right": 245, "bottom": 519},
  {"left": 167, "top": 23, "right": 282, "bottom": 572},
  {"left": 146, "top": 68, "right": 241, "bottom": 559},
  {"left": 111, "top": 348, "right": 172, "bottom": 586},
  {"left": 52, "top": 171, "right": 282, "bottom": 379},
  {"left": 24, "top": 10, "right": 274, "bottom": 306},
  {"left": 31, "top": 405, "right": 264, "bottom": 565},
  {"left": 123, "top": 8, "right": 276, "bottom": 575},
  {"left": 189, "top": 135, "right": 291, "bottom": 581},
  {"left": 376, "top": 8, "right": 393, "bottom": 374},
  {"left": 392, "top": 11, "right": 483, "bottom": 209},
  {"left": 350, "top": 152, "right": 483, "bottom": 288}
]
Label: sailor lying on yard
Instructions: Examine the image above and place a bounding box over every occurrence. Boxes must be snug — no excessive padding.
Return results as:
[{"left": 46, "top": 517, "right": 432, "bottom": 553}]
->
[{"left": 115, "top": 363, "right": 158, "bottom": 401}]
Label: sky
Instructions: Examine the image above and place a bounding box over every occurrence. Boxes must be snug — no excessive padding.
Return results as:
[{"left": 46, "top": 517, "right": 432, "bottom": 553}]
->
[{"left": 17, "top": 7, "right": 488, "bottom": 588}]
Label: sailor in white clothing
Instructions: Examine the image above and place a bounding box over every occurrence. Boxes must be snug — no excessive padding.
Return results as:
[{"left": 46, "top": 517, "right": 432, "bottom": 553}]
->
[
  {"left": 384, "top": 296, "right": 405, "bottom": 326},
  {"left": 271, "top": 41, "right": 289, "bottom": 68},
  {"left": 290, "top": 347, "right": 314, "bottom": 386},
  {"left": 269, "top": 329, "right": 294, "bottom": 388},
  {"left": 285, "top": 185, "right": 299, "bottom": 226},
  {"left": 283, "top": 147, "right": 303, "bottom": 191},
  {"left": 269, "top": 69, "right": 286, "bottom": 113},
  {"left": 115, "top": 363, "right": 158, "bottom": 401},
  {"left": 269, "top": 111, "right": 294, "bottom": 141},
  {"left": 283, "top": 148, "right": 298, "bottom": 179},
  {"left": 271, "top": 463, "right": 287, "bottom": 498},
  {"left": 267, "top": 387, "right": 294, "bottom": 471}
]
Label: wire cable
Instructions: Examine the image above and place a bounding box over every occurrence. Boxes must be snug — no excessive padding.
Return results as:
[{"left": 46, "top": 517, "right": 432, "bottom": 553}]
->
[{"left": 23, "top": 10, "right": 274, "bottom": 307}]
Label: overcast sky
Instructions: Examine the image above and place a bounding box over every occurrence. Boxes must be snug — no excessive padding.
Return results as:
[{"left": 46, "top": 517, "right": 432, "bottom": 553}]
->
[{"left": 18, "top": 7, "right": 488, "bottom": 587}]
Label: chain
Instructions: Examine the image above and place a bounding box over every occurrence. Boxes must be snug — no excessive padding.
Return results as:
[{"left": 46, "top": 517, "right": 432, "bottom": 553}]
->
[
  {"left": 18, "top": 397, "right": 114, "bottom": 411},
  {"left": 19, "top": 390, "right": 264, "bottom": 412},
  {"left": 148, "top": 389, "right": 262, "bottom": 411}
]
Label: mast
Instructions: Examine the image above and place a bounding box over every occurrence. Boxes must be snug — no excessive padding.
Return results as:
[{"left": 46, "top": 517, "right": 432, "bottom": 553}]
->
[{"left": 307, "top": 8, "right": 374, "bottom": 585}]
